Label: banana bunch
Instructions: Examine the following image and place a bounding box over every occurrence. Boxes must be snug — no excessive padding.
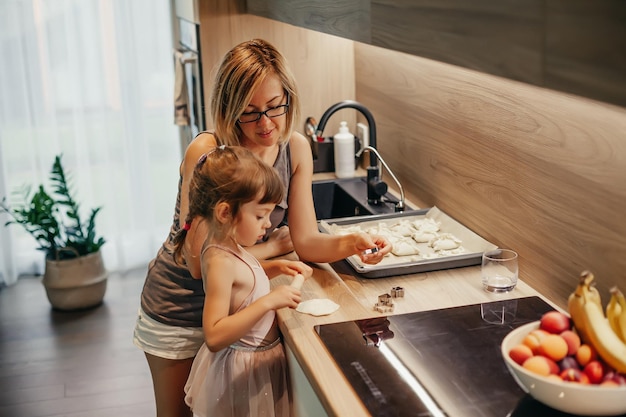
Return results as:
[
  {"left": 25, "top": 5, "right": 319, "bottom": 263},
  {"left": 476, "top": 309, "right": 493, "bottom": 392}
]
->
[
  {"left": 607, "top": 286, "right": 626, "bottom": 343},
  {"left": 568, "top": 271, "right": 626, "bottom": 373}
]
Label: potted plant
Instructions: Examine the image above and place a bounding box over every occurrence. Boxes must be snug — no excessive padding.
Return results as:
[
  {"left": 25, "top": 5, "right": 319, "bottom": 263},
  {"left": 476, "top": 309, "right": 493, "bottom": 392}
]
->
[{"left": 0, "top": 154, "right": 108, "bottom": 310}]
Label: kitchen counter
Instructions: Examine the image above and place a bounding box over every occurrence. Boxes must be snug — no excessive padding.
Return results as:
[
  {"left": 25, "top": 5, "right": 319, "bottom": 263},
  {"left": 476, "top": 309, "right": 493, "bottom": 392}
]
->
[
  {"left": 279, "top": 172, "right": 557, "bottom": 416},
  {"left": 273, "top": 258, "right": 554, "bottom": 416}
]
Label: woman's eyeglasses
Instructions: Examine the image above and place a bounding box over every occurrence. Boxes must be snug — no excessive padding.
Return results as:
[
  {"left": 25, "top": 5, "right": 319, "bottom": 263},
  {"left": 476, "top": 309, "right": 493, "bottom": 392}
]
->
[{"left": 238, "top": 95, "right": 290, "bottom": 124}]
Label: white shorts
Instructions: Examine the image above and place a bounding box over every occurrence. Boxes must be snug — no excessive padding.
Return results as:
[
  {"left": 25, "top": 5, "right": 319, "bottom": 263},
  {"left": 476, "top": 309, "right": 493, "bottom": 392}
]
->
[{"left": 133, "top": 307, "right": 205, "bottom": 360}]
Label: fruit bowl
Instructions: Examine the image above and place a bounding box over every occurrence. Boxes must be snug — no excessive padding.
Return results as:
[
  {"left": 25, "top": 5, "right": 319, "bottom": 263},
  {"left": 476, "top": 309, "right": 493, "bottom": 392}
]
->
[{"left": 501, "top": 321, "right": 626, "bottom": 416}]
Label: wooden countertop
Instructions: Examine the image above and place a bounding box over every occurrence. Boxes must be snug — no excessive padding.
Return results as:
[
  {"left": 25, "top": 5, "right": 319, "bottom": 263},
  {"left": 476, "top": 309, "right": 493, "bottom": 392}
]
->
[
  {"left": 275, "top": 174, "right": 556, "bottom": 416},
  {"left": 273, "top": 262, "right": 552, "bottom": 417}
]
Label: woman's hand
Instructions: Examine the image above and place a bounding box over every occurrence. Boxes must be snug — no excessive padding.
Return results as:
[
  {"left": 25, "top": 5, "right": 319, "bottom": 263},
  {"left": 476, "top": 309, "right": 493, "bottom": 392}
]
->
[
  {"left": 262, "top": 259, "right": 313, "bottom": 280},
  {"left": 266, "top": 226, "right": 294, "bottom": 256},
  {"left": 353, "top": 233, "right": 391, "bottom": 265},
  {"left": 248, "top": 226, "right": 294, "bottom": 260}
]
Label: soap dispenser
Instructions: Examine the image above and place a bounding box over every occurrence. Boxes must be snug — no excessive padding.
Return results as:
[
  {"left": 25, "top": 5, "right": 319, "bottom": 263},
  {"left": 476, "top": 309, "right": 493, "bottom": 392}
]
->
[{"left": 333, "top": 121, "right": 355, "bottom": 178}]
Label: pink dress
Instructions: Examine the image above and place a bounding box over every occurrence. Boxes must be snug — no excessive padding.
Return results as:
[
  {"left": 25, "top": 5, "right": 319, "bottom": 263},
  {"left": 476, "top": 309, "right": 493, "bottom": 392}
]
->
[{"left": 184, "top": 245, "right": 291, "bottom": 417}]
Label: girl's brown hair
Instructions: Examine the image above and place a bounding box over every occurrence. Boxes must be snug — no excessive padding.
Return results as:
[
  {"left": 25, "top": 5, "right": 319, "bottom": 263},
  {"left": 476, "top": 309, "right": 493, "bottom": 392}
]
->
[
  {"left": 210, "top": 39, "right": 301, "bottom": 146},
  {"left": 172, "top": 146, "right": 284, "bottom": 264}
]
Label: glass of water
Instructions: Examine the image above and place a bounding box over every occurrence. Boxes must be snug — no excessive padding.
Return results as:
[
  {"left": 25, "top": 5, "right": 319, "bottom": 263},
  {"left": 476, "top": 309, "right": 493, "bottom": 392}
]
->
[{"left": 481, "top": 249, "right": 518, "bottom": 293}]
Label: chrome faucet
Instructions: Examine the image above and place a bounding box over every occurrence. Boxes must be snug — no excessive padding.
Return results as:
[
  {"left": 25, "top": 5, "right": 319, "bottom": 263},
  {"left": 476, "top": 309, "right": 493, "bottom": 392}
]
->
[
  {"left": 315, "top": 100, "right": 392, "bottom": 205},
  {"left": 357, "top": 146, "right": 406, "bottom": 212}
]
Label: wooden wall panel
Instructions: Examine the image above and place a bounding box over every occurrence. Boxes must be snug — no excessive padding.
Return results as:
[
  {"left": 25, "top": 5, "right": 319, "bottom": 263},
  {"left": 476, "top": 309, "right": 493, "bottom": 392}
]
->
[
  {"left": 247, "top": 0, "right": 370, "bottom": 43},
  {"left": 198, "top": 1, "right": 357, "bottom": 135},
  {"left": 247, "top": 0, "right": 626, "bottom": 108},
  {"left": 545, "top": 0, "right": 626, "bottom": 107},
  {"left": 371, "top": 0, "right": 544, "bottom": 85},
  {"left": 355, "top": 43, "right": 626, "bottom": 309}
]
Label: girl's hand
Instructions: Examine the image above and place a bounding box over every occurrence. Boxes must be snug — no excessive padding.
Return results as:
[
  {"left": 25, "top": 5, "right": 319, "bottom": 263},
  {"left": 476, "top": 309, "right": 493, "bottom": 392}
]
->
[
  {"left": 354, "top": 233, "right": 391, "bottom": 265},
  {"left": 265, "top": 285, "right": 302, "bottom": 310}
]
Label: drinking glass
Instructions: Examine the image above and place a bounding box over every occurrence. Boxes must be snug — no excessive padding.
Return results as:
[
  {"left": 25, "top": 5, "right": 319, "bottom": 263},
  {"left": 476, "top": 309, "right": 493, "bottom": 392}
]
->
[{"left": 481, "top": 249, "right": 518, "bottom": 293}]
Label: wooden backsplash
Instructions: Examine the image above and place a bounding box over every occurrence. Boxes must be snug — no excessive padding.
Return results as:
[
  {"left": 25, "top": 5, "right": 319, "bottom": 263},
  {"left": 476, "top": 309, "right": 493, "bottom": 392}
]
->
[
  {"left": 199, "top": 2, "right": 626, "bottom": 309},
  {"left": 355, "top": 43, "right": 626, "bottom": 309}
]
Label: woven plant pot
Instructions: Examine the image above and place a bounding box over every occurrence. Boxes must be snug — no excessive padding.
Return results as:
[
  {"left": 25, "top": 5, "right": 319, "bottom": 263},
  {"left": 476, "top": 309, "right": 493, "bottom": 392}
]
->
[{"left": 42, "top": 250, "right": 108, "bottom": 311}]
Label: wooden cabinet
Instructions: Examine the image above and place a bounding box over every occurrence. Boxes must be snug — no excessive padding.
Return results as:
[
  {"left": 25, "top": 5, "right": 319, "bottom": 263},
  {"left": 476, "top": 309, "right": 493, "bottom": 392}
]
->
[
  {"left": 247, "top": 0, "right": 370, "bottom": 43},
  {"left": 247, "top": 0, "right": 626, "bottom": 108}
]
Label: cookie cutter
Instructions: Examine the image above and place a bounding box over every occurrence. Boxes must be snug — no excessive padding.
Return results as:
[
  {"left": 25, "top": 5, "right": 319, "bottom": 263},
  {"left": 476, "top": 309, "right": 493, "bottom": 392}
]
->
[
  {"left": 391, "top": 286, "right": 405, "bottom": 298},
  {"left": 362, "top": 246, "right": 379, "bottom": 255},
  {"left": 374, "top": 293, "right": 394, "bottom": 313},
  {"left": 374, "top": 303, "right": 394, "bottom": 313}
]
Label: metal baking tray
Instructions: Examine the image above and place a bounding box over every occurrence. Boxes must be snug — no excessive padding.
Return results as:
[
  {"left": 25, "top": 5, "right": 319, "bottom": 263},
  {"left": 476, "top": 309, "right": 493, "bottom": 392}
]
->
[{"left": 318, "top": 207, "right": 498, "bottom": 278}]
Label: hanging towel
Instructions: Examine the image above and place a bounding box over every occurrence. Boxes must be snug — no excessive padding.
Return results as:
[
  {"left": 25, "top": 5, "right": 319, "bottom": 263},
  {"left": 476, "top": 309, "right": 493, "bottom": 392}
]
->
[{"left": 173, "top": 49, "right": 190, "bottom": 126}]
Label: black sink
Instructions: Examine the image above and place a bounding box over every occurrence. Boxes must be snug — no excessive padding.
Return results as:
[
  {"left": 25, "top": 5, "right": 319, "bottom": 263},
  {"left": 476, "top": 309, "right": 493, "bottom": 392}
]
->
[{"left": 311, "top": 177, "right": 410, "bottom": 220}]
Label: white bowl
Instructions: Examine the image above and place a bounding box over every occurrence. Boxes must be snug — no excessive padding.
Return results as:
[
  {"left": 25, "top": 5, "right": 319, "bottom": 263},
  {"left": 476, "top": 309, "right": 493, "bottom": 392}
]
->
[{"left": 501, "top": 321, "right": 626, "bottom": 416}]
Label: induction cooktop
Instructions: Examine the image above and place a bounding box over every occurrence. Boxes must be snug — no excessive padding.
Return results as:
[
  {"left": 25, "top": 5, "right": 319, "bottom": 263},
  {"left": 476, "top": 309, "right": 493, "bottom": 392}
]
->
[{"left": 315, "top": 296, "right": 624, "bottom": 417}]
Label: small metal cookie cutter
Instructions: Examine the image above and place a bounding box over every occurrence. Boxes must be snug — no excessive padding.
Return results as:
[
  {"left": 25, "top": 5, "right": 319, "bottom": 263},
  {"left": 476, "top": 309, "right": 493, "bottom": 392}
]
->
[
  {"left": 374, "top": 293, "right": 395, "bottom": 313},
  {"left": 362, "top": 246, "right": 379, "bottom": 255},
  {"left": 391, "top": 286, "right": 405, "bottom": 298}
]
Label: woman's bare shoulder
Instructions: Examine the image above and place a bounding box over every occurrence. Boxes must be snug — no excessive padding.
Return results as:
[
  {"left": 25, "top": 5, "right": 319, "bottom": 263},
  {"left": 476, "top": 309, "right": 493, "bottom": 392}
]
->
[
  {"left": 182, "top": 132, "right": 218, "bottom": 170},
  {"left": 288, "top": 130, "right": 313, "bottom": 171}
]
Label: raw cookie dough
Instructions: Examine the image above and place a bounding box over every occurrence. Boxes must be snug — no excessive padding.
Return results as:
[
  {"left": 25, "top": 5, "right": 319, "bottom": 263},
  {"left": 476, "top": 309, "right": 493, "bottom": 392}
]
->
[
  {"left": 296, "top": 299, "right": 340, "bottom": 316},
  {"left": 430, "top": 233, "right": 462, "bottom": 251},
  {"left": 391, "top": 239, "right": 420, "bottom": 256}
]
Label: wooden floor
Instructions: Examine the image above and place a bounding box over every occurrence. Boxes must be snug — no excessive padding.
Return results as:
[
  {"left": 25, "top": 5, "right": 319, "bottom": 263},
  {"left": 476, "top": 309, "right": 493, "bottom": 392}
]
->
[{"left": 0, "top": 267, "right": 156, "bottom": 417}]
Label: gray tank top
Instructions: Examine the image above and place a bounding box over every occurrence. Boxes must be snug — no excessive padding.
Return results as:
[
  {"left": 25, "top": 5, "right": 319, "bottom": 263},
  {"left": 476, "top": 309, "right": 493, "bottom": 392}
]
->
[{"left": 140, "top": 141, "right": 292, "bottom": 327}]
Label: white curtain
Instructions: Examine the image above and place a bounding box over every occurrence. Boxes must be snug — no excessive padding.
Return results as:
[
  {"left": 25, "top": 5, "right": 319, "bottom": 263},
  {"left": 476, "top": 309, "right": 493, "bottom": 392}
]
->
[{"left": 0, "top": 0, "right": 181, "bottom": 287}]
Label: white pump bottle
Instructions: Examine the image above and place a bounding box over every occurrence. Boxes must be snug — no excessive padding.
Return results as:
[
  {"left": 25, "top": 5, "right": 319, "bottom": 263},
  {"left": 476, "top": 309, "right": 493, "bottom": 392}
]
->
[{"left": 333, "top": 121, "right": 355, "bottom": 178}]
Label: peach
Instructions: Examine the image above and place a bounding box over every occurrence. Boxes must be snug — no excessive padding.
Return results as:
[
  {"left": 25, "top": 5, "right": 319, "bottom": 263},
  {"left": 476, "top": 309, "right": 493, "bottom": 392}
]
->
[
  {"left": 560, "top": 329, "right": 581, "bottom": 356},
  {"left": 523, "top": 355, "right": 558, "bottom": 376},
  {"left": 509, "top": 344, "right": 534, "bottom": 366},
  {"left": 576, "top": 344, "right": 598, "bottom": 367},
  {"left": 546, "top": 374, "right": 564, "bottom": 383},
  {"left": 538, "top": 334, "right": 569, "bottom": 362},
  {"left": 523, "top": 329, "right": 550, "bottom": 354},
  {"left": 540, "top": 311, "right": 571, "bottom": 334}
]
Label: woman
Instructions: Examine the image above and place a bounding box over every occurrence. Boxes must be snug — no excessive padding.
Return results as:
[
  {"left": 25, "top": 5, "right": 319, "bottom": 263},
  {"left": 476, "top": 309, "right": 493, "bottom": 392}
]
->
[{"left": 133, "top": 39, "right": 391, "bottom": 417}]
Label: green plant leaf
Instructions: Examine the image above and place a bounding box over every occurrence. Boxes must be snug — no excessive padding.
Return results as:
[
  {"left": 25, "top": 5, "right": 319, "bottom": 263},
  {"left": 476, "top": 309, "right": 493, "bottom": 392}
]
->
[{"left": 0, "top": 154, "right": 105, "bottom": 258}]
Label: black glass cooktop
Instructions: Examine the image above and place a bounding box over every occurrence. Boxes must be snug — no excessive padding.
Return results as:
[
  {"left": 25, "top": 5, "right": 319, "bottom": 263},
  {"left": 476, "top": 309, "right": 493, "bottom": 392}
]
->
[{"left": 315, "top": 296, "right": 623, "bottom": 417}]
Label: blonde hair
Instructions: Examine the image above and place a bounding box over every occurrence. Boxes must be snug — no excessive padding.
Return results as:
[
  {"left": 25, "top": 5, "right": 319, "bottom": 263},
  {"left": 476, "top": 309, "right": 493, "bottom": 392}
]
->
[
  {"left": 210, "top": 39, "right": 301, "bottom": 146},
  {"left": 172, "top": 146, "right": 284, "bottom": 264}
]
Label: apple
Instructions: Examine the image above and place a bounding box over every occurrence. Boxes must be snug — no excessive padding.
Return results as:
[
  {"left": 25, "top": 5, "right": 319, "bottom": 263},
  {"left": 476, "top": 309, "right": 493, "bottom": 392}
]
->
[
  {"left": 560, "top": 368, "right": 590, "bottom": 384},
  {"left": 540, "top": 311, "right": 571, "bottom": 334},
  {"left": 583, "top": 360, "right": 605, "bottom": 384}
]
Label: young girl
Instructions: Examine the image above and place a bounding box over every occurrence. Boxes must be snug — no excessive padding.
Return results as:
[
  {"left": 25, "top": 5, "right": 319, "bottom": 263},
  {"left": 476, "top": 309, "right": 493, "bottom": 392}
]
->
[{"left": 172, "top": 145, "right": 308, "bottom": 417}]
